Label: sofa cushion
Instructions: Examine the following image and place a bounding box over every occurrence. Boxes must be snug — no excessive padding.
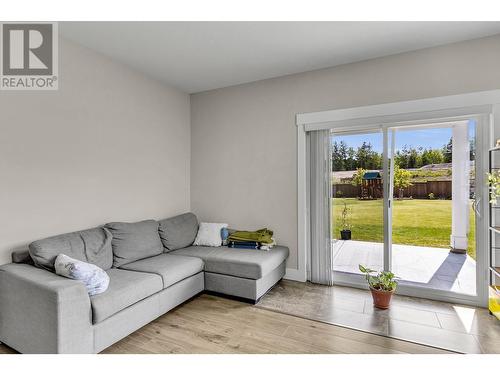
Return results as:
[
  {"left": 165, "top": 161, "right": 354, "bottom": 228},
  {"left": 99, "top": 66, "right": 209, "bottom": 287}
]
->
[
  {"left": 170, "top": 245, "right": 289, "bottom": 280},
  {"left": 158, "top": 213, "right": 198, "bottom": 252},
  {"left": 29, "top": 227, "right": 113, "bottom": 271},
  {"left": 90, "top": 268, "right": 162, "bottom": 324},
  {"left": 105, "top": 220, "right": 163, "bottom": 267},
  {"left": 119, "top": 253, "right": 204, "bottom": 288}
]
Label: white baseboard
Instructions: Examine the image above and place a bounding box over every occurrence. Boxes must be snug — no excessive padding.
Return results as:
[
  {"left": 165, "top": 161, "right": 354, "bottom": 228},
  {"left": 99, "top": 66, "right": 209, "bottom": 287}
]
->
[{"left": 284, "top": 268, "right": 306, "bottom": 282}]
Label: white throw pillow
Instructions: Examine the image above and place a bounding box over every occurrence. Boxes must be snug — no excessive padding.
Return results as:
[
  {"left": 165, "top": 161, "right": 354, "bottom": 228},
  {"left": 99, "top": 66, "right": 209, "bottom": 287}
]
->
[
  {"left": 54, "top": 254, "right": 110, "bottom": 296},
  {"left": 193, "top": 222, "right": 228, "bottom": 247}
]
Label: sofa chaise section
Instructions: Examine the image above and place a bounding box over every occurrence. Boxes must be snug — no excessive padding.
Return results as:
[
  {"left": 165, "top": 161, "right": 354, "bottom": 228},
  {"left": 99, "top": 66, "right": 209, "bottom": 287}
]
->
[
  {"left": 171, "top": 245, "right": 288, "bottom": 279},
  {"left": 171, "top": 245, "right": 289, "bottom": 302}
]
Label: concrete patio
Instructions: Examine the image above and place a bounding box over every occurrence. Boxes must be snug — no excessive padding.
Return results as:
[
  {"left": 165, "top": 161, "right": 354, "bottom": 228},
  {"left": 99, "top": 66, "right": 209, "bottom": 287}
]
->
[{"left": 332, "top": 240, "right": 476, "bottom": 295}]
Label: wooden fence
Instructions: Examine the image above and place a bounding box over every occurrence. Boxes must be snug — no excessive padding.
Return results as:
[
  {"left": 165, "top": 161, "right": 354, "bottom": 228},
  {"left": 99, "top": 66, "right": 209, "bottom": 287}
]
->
[{"left": 333, "top": 180, "right": 452, "bottom": 199}]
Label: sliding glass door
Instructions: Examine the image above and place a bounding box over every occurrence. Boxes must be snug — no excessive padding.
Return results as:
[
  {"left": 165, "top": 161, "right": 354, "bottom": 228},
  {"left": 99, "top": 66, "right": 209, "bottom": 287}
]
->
[
  {"left": 329, "top": 118, "right": 487, "bottom": 305},
  {"left": 388, "top": 122, "right": 477, "bottom": 297},
  {"left": 331, "top": 130, "right": 384, "bottom": 276}
]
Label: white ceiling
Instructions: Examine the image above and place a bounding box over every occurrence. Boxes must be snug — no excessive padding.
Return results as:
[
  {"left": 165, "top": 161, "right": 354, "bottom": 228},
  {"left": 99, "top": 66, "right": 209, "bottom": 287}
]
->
[{"left": 60, "top": 22, "right": 500, "bottom": 93}]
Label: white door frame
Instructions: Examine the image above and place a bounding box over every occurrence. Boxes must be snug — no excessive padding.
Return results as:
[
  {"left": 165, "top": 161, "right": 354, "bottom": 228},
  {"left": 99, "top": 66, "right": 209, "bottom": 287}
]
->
[{"left": 296, "top": 89, "right": 500, "bottom": 306}]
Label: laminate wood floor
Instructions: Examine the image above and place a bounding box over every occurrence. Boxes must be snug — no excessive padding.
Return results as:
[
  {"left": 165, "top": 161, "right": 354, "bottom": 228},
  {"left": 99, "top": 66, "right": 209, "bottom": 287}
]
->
[{"left": 0, "top": 293, "right": 452, "bottom": 354}]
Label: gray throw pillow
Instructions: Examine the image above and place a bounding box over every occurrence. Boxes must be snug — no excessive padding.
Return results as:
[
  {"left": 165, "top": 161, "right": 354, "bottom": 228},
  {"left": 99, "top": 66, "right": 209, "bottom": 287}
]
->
[
  {"left": 29, "top": 227, "right": 113, "bottom": 271},
  {"left": 11, "top": 249, "right": 33, "bottom": 264},
  {"left": 105, "top": 220, "right": 163, "bottom": 267},
  {"left": 158, "top": 212, "right": 198, "bottom": 251}
]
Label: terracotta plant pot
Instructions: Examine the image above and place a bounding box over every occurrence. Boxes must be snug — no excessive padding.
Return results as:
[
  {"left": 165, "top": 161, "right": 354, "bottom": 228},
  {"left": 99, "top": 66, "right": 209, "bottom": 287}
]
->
[{"left": 370, "top": 287, "right": 395, "bottom": 309}]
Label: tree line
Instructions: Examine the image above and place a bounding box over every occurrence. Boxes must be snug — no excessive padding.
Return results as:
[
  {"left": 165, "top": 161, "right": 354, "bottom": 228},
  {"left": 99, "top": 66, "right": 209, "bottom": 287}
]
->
[{"left": 331, "top": 138, "right": 474, "bottom": 171}]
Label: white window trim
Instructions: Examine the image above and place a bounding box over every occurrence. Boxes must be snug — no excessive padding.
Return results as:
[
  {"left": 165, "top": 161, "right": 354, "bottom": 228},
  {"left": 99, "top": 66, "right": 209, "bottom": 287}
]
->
[{"left": 292, "top": 90, "right": 500, "bottom": 297}]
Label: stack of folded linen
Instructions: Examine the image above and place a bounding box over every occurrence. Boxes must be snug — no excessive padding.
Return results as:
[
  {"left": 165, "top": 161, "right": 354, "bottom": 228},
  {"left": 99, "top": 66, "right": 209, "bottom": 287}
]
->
[{"left": 227, "top": 228, "right": 276, "bottom": 251}]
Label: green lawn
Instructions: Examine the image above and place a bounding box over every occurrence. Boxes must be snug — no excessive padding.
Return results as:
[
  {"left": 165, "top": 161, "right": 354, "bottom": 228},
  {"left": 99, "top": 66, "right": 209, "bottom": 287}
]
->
[{"left": 332, "top": 198, "right": 476, "bottom": 259}]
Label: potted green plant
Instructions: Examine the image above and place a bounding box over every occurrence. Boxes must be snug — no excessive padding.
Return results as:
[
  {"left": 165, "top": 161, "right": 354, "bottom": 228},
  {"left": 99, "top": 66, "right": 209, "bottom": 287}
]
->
[
  {"left": 359, "top": 264, "right": 398, "bottom": 309},
  {"left": 340, "top": 200, "right": 352, "bottom": 240},
  {"left": 487, "top": 170, "right": 500, "bottom": 204}
]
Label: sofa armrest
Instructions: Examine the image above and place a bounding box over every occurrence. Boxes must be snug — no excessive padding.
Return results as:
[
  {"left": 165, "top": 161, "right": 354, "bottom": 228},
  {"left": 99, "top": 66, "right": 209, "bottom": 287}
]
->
[{"left": 0, "top": 263, "right": 93, "bottom": 353}]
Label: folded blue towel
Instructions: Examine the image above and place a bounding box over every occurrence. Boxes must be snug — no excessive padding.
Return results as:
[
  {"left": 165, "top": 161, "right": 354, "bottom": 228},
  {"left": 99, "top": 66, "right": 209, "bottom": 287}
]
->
[
  {"left": 228, "top": 242, "right": 259, "bottom": 249},
  {"left": 228, "top": 240, "right": 259, "bottom": 247}
]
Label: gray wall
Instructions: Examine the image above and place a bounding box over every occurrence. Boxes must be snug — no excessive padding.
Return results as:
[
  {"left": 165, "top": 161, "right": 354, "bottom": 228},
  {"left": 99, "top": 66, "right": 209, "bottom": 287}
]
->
[
  {"left": 0, "top": 38, "right": 191, "bottom": 265},
  {"left": 191, "top": 34, "right": 500, "bottom": 270}
]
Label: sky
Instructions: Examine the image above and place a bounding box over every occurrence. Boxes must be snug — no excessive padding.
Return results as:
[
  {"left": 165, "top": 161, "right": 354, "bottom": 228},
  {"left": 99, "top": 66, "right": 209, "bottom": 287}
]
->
[{"left": 332, "top": 121, "right": 475, "bottom": 153}]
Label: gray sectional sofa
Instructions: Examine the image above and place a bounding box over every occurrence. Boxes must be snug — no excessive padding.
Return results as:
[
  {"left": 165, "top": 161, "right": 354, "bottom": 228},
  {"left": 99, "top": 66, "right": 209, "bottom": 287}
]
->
[{"left": 0, "top": 213, "right": 289, "bottom": 353}]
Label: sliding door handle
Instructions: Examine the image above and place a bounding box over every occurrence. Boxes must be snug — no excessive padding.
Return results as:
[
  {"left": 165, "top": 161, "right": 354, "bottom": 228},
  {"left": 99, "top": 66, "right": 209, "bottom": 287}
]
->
[{"left": 473, "top": 197, "right": 481, "bottom": 219}]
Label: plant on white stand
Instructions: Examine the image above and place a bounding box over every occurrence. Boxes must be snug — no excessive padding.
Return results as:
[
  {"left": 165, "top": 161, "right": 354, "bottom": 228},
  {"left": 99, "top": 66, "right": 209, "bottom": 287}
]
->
[{"left": 487, "top": 170, "right": 500, "bottom": 204}]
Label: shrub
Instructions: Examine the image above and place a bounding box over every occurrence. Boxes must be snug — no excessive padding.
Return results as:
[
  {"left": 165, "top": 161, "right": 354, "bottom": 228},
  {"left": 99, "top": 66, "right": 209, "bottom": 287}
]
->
[
  {"left": 351, "top": 168, "right": 366, "bottom": 187},
  {"left": 428, "top": 192, "right": 435, "bottom": 200},
  {"left": 336, "top": 190, "right": 344, "bottom": 198},
  {"left": 394, "top": 165, "right": 412, "bottom": 199}
]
